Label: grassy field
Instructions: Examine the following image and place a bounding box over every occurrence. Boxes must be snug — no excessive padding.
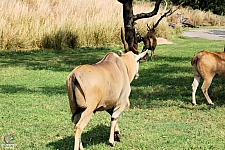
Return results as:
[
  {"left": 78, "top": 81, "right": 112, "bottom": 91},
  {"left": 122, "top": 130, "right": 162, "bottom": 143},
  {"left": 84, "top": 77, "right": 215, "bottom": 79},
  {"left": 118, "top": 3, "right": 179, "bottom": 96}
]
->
[{"left": 1, "top": 36, "right": 225, "bottom": 149}]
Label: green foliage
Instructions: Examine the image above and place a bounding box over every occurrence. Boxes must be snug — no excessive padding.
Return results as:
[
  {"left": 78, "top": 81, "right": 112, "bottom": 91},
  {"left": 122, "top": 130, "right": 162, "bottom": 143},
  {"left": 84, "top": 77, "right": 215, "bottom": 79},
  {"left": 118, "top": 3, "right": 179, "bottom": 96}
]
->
[
  {"left": 140, "top": 0, "right": 225, "bottom": 15},
  {"left": 0, "top": 37, "right": 225, "bottom": 149},
  {"left": 170, "top": 0, "right": 225, "bottom": 15}
]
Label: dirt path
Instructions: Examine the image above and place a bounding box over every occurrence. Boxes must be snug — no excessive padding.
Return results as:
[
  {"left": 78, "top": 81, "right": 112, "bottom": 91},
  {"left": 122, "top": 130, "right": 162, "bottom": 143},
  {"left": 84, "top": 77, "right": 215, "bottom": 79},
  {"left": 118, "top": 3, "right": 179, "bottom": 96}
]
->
[
  {"left": 157, "top": 29, "right": 225, "bottom": 45},
  {"left": 182, "top": 29, "right": 225, "bottom": 40},
  {"left": 157, "top": 37, "right": 174, "bottom": 44}
]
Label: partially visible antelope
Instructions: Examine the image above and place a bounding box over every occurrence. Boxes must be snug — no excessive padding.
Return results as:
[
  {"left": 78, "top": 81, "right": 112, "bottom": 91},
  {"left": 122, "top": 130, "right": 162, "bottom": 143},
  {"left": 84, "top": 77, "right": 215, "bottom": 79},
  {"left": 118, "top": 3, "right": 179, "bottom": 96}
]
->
[
  {"left": 191, "top": 49, "right": 225, "bottom": 105},
  {"left": 141, "top": 24, "right": 157, "bottom": 61}
]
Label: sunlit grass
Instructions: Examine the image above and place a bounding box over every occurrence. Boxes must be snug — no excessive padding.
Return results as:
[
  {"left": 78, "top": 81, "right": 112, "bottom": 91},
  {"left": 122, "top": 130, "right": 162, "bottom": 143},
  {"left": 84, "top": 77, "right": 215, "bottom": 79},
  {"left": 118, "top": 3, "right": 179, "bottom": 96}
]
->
[{"left": 0, "top": 37, "right": 225, "bottom": 149}]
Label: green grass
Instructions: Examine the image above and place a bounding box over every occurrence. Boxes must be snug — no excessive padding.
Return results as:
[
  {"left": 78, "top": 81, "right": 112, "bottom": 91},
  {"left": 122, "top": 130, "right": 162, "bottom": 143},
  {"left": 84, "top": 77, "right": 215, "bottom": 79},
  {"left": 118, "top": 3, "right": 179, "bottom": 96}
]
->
[{"left": 1, "top": 37, "right": 225, "bottom": 149}]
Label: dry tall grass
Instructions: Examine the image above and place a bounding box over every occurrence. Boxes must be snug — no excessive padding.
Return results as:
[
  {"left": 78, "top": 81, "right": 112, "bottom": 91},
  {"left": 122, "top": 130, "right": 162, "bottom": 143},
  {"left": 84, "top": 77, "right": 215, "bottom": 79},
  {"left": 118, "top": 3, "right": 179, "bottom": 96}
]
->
[{"left": 0, "top": 0, "right": 225, "bottom": 50}]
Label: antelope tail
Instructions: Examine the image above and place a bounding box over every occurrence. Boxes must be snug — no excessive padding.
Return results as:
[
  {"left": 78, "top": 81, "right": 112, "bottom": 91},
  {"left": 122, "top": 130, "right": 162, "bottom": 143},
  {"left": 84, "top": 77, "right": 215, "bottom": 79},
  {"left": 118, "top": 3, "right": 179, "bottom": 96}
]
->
[
  {"left": 191, "top": 55, "right": 198, "bottom": 66},
  {"left": 66, "top": 72, "right": 87, "bottom": 122}
]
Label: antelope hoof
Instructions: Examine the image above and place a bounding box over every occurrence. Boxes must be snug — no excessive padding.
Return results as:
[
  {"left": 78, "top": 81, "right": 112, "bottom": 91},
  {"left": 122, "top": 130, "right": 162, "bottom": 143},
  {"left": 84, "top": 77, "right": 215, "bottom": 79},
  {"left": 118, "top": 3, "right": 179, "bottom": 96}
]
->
[
  {"left": 192, "top": 102, "right": 197, "bottom": 106},
  {"left": 208, "top": 102, "right": 214, "bottom": 105},
  {"left": 114, "top": 131, "right": 120, "bottom": 142},
  {"left": 108, "top": 141, "right": 115, "bottom": 147},
  {"left": 139, "top": 58, "right": 147, "bottom": 63}
]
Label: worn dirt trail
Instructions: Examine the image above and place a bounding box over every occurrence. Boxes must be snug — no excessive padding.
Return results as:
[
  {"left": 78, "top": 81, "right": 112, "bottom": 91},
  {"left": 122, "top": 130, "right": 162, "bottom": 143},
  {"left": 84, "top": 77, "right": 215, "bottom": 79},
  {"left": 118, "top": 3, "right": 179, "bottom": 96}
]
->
[{"left": 182, "top": 29, "right": 225, "bottom": 40}]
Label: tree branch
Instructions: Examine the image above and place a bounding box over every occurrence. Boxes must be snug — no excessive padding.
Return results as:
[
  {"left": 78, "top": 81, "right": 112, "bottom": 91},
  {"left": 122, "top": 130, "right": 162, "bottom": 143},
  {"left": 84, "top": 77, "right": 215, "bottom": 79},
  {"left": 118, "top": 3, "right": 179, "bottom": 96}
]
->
[
  {"left": 133, "top": 0, "right": 163, "bottom": 21},
  {"left": 117, "top": 0, "right": 126, "bottom": 4},
  {"left": 152, "top": 2, "right": 184, "bottom": 29},
  {"left": 152, "top": 8, "right": 172, "bottom": 29}
]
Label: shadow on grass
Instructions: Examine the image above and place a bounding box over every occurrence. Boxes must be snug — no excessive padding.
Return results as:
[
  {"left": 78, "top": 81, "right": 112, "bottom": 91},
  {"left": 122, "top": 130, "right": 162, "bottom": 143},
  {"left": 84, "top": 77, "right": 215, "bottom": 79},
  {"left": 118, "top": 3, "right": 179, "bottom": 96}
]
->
[
  {"left": 130, "top": 55, "right": 225, "bottom": 108},
  {"left": 0, "top": 84, "right": 66, "bottom": 95},
  {"left": 0, "top": 47, "right": 113, "bottom": 72},
  {"left": 1, "top": 47, "right": 224, "bottom": 108},
  {"left": 46, "top": 124, "right": 109, "bottom": 150}
]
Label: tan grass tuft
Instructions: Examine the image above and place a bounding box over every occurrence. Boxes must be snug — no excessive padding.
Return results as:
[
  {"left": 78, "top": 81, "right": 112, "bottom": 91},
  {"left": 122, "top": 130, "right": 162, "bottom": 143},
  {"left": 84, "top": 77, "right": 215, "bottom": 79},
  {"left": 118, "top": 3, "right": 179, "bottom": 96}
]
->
[{"left": 0, "top": 0, "right": 224, "bottom": 50}]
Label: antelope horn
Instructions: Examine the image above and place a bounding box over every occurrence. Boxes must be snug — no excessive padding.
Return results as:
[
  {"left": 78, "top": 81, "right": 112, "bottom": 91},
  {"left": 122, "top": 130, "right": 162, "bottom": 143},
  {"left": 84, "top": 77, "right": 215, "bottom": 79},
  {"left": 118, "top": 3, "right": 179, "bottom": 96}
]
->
[
  {"left": 147, "top": 24, "right": 151, "bottom": 31},
  {"left": 135, "top": 50, "right": 148, "bottom": 61}
]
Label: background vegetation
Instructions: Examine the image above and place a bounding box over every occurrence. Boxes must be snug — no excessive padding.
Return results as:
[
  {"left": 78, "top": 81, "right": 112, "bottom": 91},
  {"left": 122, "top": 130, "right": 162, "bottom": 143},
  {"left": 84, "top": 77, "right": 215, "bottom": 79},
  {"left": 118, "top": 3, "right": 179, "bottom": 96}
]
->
[
  {"left": 0, "top": 0, "right": 225, "bottom": 50},
  {"left": 170, "top": 0, "right": 225, "bottom": 16},
  {"left": 1, "top": 37, "right": 225, "bottom": 149}
]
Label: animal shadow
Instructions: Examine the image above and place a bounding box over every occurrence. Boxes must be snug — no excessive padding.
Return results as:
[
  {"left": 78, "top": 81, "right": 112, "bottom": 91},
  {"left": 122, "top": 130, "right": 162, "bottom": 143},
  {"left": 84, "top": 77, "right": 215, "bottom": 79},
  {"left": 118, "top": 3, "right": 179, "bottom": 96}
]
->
[{"left": 46, "top": 124, "right": 109, "bottom": 150}]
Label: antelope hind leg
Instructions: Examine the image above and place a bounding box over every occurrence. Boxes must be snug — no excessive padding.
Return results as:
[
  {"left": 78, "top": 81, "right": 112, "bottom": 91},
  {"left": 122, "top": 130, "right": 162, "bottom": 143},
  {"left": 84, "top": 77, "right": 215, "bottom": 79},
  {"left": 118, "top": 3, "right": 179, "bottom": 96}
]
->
[
  {"left": 201, "top": 78, "right": 214, "bottom": 105},
  {"left": 74, "top": 111, "right": 93, "bottom": 150},
  {"left": 192, "top": 75, "right": 201, "bottom": 105}
]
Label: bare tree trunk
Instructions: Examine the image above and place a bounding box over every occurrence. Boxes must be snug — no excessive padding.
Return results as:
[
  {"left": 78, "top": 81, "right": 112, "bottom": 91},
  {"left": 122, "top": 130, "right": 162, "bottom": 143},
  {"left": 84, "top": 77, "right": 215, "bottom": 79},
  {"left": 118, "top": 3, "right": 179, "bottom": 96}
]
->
[{"left": 122, "top": 0, "right": 137, "bottom": 54}]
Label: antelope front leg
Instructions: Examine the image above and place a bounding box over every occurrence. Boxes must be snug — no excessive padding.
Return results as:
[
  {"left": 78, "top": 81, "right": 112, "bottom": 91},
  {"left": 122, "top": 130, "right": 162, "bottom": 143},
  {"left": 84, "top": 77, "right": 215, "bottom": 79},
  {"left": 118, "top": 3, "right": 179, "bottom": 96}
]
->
[
  {"left": 106, "top": 109, "right": 120, "bottom": 142},
  {"left": 109, "top": 104, "right": 126, "bottom": 146},
  {"left": 114, "top": 122, "right": 120, "bottom": 142},
  {"left": 109, "top": 117, "right": 118, "bottom": 146},
  {"left": 150, "top": 50, "right": 154, "bottom": 60}
]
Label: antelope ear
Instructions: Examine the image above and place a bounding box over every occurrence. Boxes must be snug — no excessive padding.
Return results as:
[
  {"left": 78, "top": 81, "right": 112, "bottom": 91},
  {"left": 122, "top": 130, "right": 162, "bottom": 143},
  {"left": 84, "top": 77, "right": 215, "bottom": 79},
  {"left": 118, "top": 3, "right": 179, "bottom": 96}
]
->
[{"left": 135, "top": 50, "right": 148, "bottom": 61}]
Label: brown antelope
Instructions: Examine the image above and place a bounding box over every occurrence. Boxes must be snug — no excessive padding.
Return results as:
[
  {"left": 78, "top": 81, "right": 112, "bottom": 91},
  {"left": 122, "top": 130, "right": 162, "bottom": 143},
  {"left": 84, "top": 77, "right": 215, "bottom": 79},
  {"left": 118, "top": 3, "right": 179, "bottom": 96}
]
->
[
  {"left": 66, "top": 30, "right": 148, "bottom": 150},
  {"left": 140, "top": 2, "right": 183, "bottom": 61},
  {"left": 191, "top": 50, "right": 225, "bottom": 105},
  {"left": 141, "top": 24, "right": 158, "bottom": 61}
]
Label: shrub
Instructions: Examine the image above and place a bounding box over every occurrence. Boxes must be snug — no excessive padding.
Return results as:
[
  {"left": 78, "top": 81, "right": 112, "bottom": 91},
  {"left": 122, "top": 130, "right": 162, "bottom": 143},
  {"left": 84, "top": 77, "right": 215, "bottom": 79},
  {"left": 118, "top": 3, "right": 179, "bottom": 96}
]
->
[{"left": 41, "top": 29, "right": 79, "bottom": 50}]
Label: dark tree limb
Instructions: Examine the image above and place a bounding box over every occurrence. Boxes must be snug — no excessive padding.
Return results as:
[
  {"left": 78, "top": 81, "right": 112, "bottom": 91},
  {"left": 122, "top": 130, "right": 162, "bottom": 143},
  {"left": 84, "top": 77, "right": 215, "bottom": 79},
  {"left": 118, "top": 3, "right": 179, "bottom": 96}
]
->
[
  {"left": 152, "top": 8, "right": 172, "bottom": 29},
  {"left": 117, "top": 0, "right": 126, "bottom": 4},
  {"left": 133, "top": 0, "right": 163, "bottom": 21},
  {"left": 153, "top": 2, "right": 184, "bottom": 29}
]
